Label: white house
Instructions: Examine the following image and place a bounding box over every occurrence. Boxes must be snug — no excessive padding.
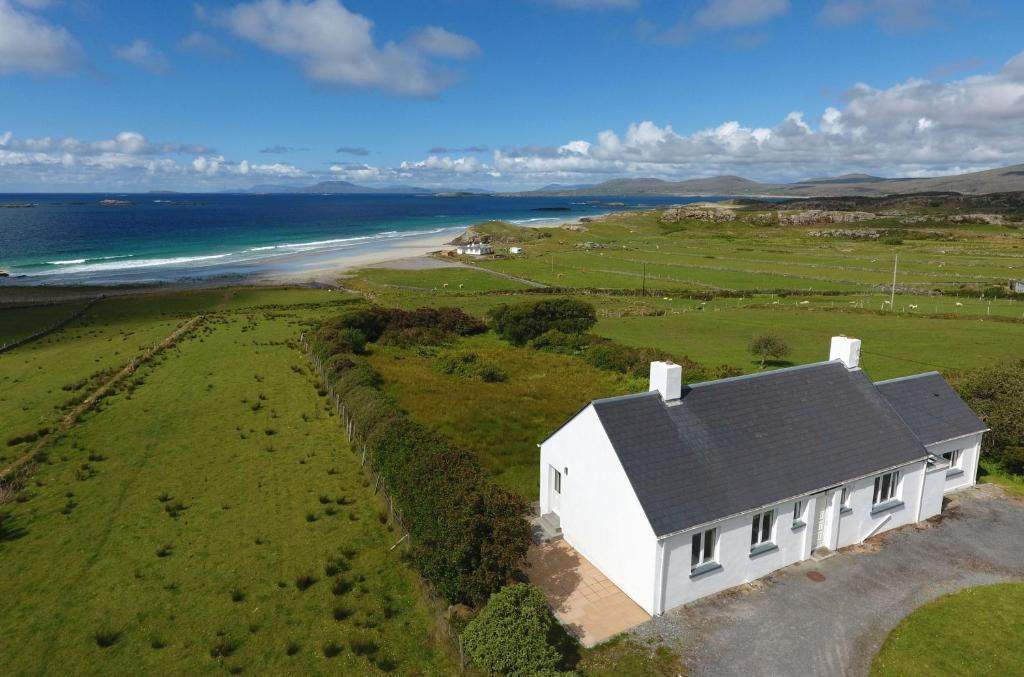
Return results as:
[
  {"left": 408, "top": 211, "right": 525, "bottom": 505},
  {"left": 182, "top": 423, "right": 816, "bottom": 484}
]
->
[
  {"left": 538, "top": 336, "right": 987, "bottom": 616},
  {"left": 509, "top": 246, "right": 523, "bottom": 255},
  {"left": 456, "top": 243, "right": 493, "bottom": 256}
]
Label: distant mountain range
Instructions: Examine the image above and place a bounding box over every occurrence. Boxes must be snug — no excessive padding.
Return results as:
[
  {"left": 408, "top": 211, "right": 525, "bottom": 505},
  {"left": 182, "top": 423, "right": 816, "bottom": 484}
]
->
[
  {"left": 243, "top": 180, "right": 493, "bottom": 195},
  {"left": 520, "top": 163, "right": 1024, "bottom": 198}
]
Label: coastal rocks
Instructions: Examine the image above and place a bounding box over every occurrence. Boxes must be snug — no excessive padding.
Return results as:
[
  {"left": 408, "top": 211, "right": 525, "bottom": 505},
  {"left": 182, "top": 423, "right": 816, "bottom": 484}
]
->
[
  {"left": 751, "top": 210, "right": 877, "bottom": 225},
  {"left": 98, "top": 199, "right": 133, "bottom": 206},
  {"left": 807, "top": 228, "right": 882, "bottom": 239},
  {"left": 661, "top": 204, "right": 738, "bottom": 223},
  {"left": 0, "top": 270, "right": 9, "bottom": 277},
  {"left": 1, "top": 202, "right": 35, "bottom": 208},
  {"left": 561, "top": 223, "right": 588, "bottom": 232}
]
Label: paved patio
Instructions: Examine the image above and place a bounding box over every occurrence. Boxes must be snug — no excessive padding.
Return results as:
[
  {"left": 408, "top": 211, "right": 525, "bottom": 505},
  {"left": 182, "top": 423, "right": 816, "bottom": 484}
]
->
[{"left": 527, "top": 540, "right": 651, "bottom": 647}]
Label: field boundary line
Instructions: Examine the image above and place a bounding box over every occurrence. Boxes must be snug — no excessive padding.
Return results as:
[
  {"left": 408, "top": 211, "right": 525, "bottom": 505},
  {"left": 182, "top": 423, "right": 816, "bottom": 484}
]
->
[
  {"left": 0, "top": 295, "right": 104, "bottom": 354},
  {"left": 0, "top": 314, "right": 204, "bottom": 485}
]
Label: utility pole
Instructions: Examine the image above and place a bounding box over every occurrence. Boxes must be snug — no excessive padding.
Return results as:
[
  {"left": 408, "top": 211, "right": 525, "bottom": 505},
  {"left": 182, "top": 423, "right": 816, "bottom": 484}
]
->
[
  {"left": 642, "top": 262, "right": 646, "bottom": 297},
  {"left": 890, "top": 254, "right": 898, "bottom": 310}
]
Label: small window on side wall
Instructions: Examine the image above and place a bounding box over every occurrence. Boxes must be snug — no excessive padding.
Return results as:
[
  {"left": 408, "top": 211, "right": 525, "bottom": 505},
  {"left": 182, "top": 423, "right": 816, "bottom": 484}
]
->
[
  {"left": 873, "top": 470, "right": 900, "bottom": 506},
  {"left": 793, "top": 500, "right": 803, "bottom": 523},
  {"left": 691, "top": 528, "right": 717, "bottom": 571},
  {"left": 750, "top": 509, "right": 774, "bottom": 548},
  {"left": 942, "top": 449, "right": 962, "bottom": 469}
]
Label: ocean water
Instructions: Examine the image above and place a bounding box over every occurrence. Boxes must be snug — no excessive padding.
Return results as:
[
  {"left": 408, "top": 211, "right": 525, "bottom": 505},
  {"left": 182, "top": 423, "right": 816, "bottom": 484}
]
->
[{"left": 0, "top": 193, "right": 701, "bottom": 285}]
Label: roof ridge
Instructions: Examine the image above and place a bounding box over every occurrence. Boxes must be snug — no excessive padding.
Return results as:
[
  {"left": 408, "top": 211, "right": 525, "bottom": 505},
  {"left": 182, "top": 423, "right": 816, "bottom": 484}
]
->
[
  {"left": 592, "top": 390, "right": 660, "bottom": 406},
  {"left": 684, "top": 359, "right": 839, "bottom": 390},
  {"left": 874, "top": 371, "right": 940, "bottom": 385}
]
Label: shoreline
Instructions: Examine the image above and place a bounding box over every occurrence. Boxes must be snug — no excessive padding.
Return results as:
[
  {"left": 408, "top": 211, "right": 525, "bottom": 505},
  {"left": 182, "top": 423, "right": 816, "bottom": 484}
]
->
[{"left": 0, "top": 212, "right": 610, "bottom": 302}]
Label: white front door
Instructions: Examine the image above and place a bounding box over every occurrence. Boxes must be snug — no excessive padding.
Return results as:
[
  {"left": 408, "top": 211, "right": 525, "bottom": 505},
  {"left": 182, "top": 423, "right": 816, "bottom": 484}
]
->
[
  {"left": 548, "top": 465, "right": 562, "bottom": 514},
  {"left": 813, "top": 494, "right": 829, "bottom": 549}
]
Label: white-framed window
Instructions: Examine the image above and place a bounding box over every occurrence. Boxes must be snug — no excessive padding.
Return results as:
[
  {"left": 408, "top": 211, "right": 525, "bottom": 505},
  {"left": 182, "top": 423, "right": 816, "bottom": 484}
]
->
[
  {"left": 750, "top": 509, "right": 774, "bottom": 548},
  {"left": 792, "top": 500, "right": 803, "bottom": 523},
  {"left": 691, "top": 527, "right": 717, "bottom": 571},
  {"left": 840, "top": 486, "right": 851, "bottom": 511},
  {"left": 942, "top": 449, "right": 962, "bottom": 470},
  {"left": 553, "top": 469, "right": 561, "bottom": 494},
  {"left": 873, "top": 470, "right": 900, "bottom": 506}
]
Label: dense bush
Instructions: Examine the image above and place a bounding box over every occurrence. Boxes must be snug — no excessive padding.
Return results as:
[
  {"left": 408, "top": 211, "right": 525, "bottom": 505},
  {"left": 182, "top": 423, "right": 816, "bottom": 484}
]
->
[
  {"left": 489, "top": 299, "right": 597, "bottom": 346},
  {"left": 436, "top": 352, "right": 508, "bottom": 382},
  {"left": 308, "top": 310, "right": 530, "bottom": 606},
  {"left": 326, "top": 305, "right": 486, "bottom": 348},
  {"left": 529, "top": 329, "right": 591, "bottom": 355},
  {"left": 461, "top": 584, "right": 570, "bottom": 676},
  {"left": 1003, "top": 447, "right": 1024, "bottom": 476},
  {"left": 951, "top": 360, "right": 1024, "bottom": 467}
]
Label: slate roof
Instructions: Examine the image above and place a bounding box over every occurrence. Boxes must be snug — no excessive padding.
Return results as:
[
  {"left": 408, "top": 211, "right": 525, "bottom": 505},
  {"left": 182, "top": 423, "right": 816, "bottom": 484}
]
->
[
  {"left": 875, "top": 372, "right": 987, "bottom": 446},
  {"left": 590, "top": 360, "right": 933, "bottom": 537}
]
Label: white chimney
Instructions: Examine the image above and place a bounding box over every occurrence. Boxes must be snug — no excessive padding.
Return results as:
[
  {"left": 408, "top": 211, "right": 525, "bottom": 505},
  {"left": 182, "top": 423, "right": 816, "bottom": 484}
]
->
[
  {"left": 649, "top": 361, "right": 682, "bottom": 401},
  {"left": 829, "top": 335, "right": 861, "bottom": 369}
]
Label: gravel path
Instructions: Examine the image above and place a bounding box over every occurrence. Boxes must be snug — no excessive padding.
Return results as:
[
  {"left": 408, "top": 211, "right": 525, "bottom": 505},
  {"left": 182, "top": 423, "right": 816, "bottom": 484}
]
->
[{"left": 631, "top": 484, "right": 1024, "bottom": 677}]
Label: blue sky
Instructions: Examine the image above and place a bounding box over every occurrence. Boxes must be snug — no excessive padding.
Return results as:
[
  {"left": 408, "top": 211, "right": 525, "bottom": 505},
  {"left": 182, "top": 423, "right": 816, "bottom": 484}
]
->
[{"left": 2, "top": 0, "right": 1024, "bottom": 191}]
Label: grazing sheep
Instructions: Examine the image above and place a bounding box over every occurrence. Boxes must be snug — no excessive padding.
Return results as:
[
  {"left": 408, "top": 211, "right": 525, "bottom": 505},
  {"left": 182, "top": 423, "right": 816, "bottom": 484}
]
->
[
  {"left": 909, "top": 304, "right": 918, "bottom": 310},
  {"left": 442, "top": 283, "right": 449, "bottom": 288},
  {"left": 956, "top": 302, "right": 964, "bottom": 307}
]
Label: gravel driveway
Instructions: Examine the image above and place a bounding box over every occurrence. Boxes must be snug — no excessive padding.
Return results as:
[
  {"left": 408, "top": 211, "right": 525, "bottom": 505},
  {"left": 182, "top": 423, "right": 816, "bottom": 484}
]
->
[{"left": 631, "top": 484, "right": 1024, "bottom": 677}]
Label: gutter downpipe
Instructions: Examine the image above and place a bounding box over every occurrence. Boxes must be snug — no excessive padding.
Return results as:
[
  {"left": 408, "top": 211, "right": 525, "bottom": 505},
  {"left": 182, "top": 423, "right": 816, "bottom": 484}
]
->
[
  {"left": 914, "top": 458, "right": 928, "bottom": 523},
  {"left": 652, "top": 539, "right": 665, "bottom": 616}
]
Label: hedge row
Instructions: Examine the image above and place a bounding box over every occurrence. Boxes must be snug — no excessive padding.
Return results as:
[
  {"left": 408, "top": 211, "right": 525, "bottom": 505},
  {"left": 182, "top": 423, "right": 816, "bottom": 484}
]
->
[{"left": 307, "top": 308, "right": 530, "bottom": 607}]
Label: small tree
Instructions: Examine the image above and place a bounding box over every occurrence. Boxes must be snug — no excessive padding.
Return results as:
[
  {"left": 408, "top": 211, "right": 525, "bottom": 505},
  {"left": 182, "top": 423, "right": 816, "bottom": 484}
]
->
[
  {"left": 462, "top": 584, "right": 570, "bottom": 676},
  {"left": 749, "top": 334, "right": 791, "bottom": 369}
]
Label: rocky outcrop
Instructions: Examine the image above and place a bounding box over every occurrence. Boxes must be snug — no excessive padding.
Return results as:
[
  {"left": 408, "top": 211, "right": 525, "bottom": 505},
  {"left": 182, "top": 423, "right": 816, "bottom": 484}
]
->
[
  {"left": 752, "top": 210, "right": 877, "bottom": 225},
  {"left": 807, "top": 229, "right": 883, "bottom": 239}
]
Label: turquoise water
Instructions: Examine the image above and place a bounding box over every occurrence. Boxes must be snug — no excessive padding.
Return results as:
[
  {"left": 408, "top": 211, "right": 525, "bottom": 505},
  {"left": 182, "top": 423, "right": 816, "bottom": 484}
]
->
[{"left": 0, "top": 193, "right": 701, "bottom": 285}]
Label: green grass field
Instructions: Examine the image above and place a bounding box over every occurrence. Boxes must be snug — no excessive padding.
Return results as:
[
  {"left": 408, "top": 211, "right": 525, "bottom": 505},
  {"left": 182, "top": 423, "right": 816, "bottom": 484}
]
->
[
  {"left": 0, "top": 288, "right": 456, "bottom": 675},
  {"left": 1, "top": 203, "right": 1022, "bottom": 673},
  {"left": 368, "top": 334, "right": 634, "bottom": 499},
  {"left": 871, "top": 583, "right": 1024, "bottom": 677}
]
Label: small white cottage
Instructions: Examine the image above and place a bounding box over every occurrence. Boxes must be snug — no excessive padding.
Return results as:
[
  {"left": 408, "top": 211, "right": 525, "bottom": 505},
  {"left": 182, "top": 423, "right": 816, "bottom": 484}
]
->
[
  {"left": 456, "top": 243, "right": 493, "bottom": 256},
  {"left": 538, "top": 336, "right": 987, "bottom": 615}
]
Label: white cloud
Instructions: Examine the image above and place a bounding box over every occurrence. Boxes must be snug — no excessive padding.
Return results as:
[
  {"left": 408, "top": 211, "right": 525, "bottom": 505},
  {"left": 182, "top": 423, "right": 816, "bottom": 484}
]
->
[
  {"left": 819, "top": 0, "right": 941, "bottom": 32},
  {"left": 408, "top": 26, "right": 480, "bottom": 59},
  {"left": 0, "top": 0, "right": 82, "bottom": 75},
  {"left": 114, "top": 39, "right": 169, "bottom": 74},
  {"left": 695, "top": 0, "right": 790, "bottom": 29},
  {"left": 0, "top": 129, "right": 307, "bottom": 190},
  {"left": 218, "top": 0, "right": 477, "bottom": 96},
  {"left": 178, "top": 31, "right": 235, "bottom": 58},
  {"left": 383, "top": 50, "right": 1024, "bottom": 186}
]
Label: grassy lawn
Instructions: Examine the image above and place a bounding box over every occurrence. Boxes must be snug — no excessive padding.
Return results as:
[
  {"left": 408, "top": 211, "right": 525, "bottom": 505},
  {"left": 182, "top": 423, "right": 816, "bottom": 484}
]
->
[
  {"left": 978, "top": 459, "right": 1024, "bottom": 498},
  {"left": 871, "top": 583, "right": 1024, "bottom": 677},
  {"left": 350, "top": 265, "right": 532, "bottom": 293},
  {"left": 367, "top": 333, "right": 634, "bottom": 500},
  {"left": 0, "top": 289, "right": 456, "bottom": 675}
]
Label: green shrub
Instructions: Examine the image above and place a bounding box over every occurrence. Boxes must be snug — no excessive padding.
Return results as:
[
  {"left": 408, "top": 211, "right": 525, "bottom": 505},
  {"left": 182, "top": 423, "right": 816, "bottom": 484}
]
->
[
  {"left": 489, "top": 298, "right": 597, "bottom": 346},
  {"left": 461, "top": 584, "right": 570, "bottom": 676},
  {"left": 308, "top": 311, "right": 531, "bottom": 607},
  {"left": 530, "top": 329, "right": 589, "bottom": 355},
  {"left": 1003, "top": 447, "right": 1024, "bottom": 475},
  {"left": 952, "top": 360, "right": 1024, "bottom": 464},
  {"left": 436, "top": 352, "right": 508, "bottom": 383}
]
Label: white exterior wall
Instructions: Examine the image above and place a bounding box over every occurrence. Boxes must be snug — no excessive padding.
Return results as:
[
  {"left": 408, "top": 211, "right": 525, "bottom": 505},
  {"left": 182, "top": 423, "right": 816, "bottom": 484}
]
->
[
  {"left": 539, "top": 406, "right": 660, "bottom": 614},
  {"left": 920, "top": 462, "right": 948, "bottom": 520},
  {"left": 658, "top": 459, "right": 933, "bottom": 613},
  {"left": 659, "top": 496, "right": 813, "bottom": 610},
  {"left": 834, "top": 461, "right": 926, "bottom": 549},
  {"left": 925, "top": 433, "right": 983, "bottom": 493}
]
